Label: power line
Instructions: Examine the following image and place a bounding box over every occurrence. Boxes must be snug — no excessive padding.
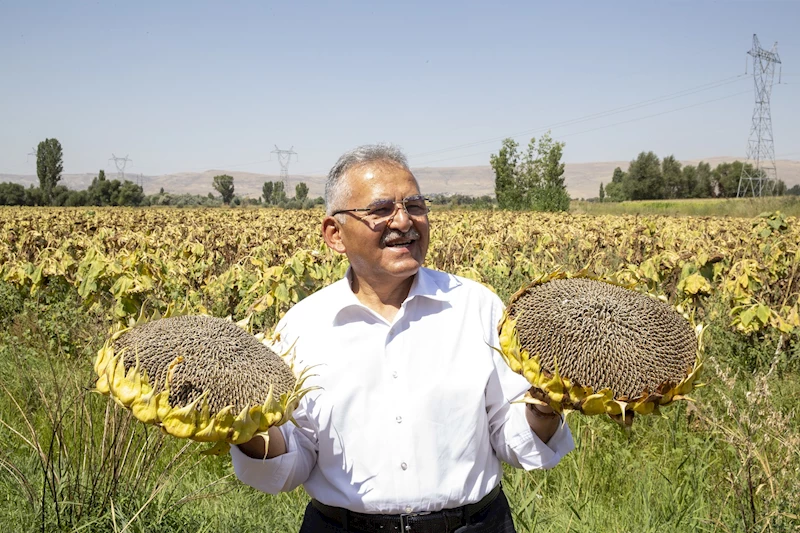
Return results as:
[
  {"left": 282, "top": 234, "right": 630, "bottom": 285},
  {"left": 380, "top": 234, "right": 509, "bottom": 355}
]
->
[
  {"left": 414, "top": 89, "right": 751, "bottom": 167},
  {"left": 284, "top": 73, "right": 753, "bottom": 177},
  {"left": 411, "top": 74, "right": 748, "bottom": 162}
]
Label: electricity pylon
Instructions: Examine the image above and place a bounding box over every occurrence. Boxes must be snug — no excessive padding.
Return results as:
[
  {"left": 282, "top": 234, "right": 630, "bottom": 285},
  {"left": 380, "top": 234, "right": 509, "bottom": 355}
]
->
[
  {"left": 737, "top": 34, "right": 782, "bottom": 197},
  {"left": 109, "top": 154, "right": 133, "bottom": 181},
  {"left": 271, "top": 146, "right": 298, "bottom": 193}
]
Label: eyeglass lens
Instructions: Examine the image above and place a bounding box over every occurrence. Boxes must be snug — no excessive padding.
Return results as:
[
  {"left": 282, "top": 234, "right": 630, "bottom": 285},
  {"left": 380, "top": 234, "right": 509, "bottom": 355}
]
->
[{"left": 368, "top": 197, "right": 428, "bottom": 220}]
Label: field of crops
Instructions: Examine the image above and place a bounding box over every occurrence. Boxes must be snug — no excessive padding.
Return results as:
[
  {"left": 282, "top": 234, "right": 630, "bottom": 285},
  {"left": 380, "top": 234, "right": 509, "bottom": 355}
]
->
[{"left": 1, "top": 206, "right": 799, "bottom": 532}]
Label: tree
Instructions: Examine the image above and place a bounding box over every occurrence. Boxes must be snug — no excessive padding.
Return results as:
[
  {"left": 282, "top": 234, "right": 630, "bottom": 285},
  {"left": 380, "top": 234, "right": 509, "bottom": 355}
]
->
[
  {"left": 64, "top": 190, "right": 88, "bottom": 207},
  {"left": 262, "top": 181, "right": 274, "bottom": 204},
  {"left": 490, "top": 138, "right": 521, "bottom": 209},
  {"left": 605, "top": 167, "right": 628, "bottom": 202},
  {"left": 530, "top": 133, "right": 570, "bottom": 211},
  {"left": 661, "top": 155, "right": 683, "bottom": 199},
  {"left": 692, "top": 162, "right": 713, "bottom": 198},
  {"left": 213, "top": 174, "right": 235, "bottom": 205},
  {"left": 712, "top": 161, "right": 751, "bottom": 198},
  {"left": 51, "top": 185, "right": 72, "bottom": 206},
  {"left": 273, "top": 181, "right": 287, "bottom": 204},
  {"left": 598, "top": 182, "right": 605, "bottom": 202},
  {"left": 624, "top": 152, "right": 663, "bottom": 200},
  {"left": 88, "top": 170, "right": 116, "bottom": 206},
  {"left": 295, "top": 182, "right": 309, "bottom": 202},
  {"left": 680, "top": 165, "right": 698, "bottom": 199},
  {"left": 0, "top": 182, "right": 26, "bottom": 205},
  {"left": 36, "top": 138, "right": 63, "bottom": 204},
  {"left": 114, "top": 180, "right": 145, "bottom": 206},
  {"left": 25, "top": 186, "right": 47, "bottom": 206},
  {"left": 490, "top": 132, "right": 569, "bottom": 211}
]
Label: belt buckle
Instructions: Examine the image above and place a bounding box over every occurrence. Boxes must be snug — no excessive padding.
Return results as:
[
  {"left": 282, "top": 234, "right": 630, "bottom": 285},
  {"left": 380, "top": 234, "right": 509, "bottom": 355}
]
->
[{"left": 399, "top": 511, "right": 430, "bottom": 531}]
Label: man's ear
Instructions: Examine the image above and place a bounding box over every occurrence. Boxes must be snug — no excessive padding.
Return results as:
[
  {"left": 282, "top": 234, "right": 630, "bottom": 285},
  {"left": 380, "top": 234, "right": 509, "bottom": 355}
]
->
[{"left": 322, "top": 216, "right": 346, "bottom": 254}]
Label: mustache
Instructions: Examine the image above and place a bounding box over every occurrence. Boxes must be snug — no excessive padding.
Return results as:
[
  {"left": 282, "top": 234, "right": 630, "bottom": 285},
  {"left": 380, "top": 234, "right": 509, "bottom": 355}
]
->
[{"left": 381, "top": 227, "right": 420, "bottom": 246}]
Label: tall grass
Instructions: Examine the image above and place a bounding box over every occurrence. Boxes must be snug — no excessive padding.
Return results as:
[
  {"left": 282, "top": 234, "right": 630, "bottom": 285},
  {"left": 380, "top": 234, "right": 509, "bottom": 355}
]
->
[
  {"left": 1, "top": 282, "right": 210, "bottom": 531},
  {"left": 502, "top": 365, "right": 800, "bottom": 533},
  {"left": 571, "top": 197, "right": 800, "bottom": 218}
]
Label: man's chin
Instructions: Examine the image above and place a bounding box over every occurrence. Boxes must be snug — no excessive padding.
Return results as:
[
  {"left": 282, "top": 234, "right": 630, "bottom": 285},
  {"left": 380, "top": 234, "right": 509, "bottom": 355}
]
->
[{"left": 383, "top": 258, "right": 423, "bottom": 279}]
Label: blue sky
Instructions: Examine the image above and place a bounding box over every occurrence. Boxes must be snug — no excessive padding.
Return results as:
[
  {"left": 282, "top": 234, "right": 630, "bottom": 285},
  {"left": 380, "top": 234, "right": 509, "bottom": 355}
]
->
[{"left": 1, "top": 1, "right": 798, "bottom": 177}]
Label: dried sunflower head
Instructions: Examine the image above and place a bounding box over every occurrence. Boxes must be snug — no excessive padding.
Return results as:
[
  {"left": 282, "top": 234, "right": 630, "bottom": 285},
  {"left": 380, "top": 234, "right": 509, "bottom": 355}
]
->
[
  {"left": 498, "top": 272, "right": 703, "bottom": 425},
  {"left": 94, "top": 313, "right": 313, "bottom": 454}
]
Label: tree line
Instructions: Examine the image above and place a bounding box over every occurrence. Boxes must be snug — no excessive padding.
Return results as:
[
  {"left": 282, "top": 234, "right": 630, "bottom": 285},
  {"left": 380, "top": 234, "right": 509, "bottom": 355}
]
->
[
  {"left": 0, "top": 139, "right": 147, "bottom": 207},
  {"left": 599, "top": 152, "right": 790, "bottom": 202},
  {"left": 0, "top": 138, "right": 323, "bottom": 208},
  {"left": 211, "top": 174, "right": 321, "bottom": 209}
]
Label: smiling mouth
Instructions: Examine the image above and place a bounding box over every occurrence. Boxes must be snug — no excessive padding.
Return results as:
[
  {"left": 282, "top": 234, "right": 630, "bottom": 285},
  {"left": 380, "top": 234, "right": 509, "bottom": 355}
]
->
[
  {"left": 385, "top": 239, "right": 414, "bottom": 248},
  {"left": 382, "top": 228, "right": 420, "bottom": 248}
]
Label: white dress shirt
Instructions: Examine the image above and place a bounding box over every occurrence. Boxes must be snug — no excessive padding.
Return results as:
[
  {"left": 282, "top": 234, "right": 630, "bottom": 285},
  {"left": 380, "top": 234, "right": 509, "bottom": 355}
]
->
[{"left": 230, "top": 267, "right": 574, "bottom": 514}]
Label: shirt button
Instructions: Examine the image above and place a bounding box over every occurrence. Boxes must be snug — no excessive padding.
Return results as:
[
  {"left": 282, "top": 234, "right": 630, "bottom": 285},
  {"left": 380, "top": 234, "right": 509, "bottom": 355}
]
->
[
  {"left": 395, "top": 416, "right": 402, "bottom": 423},
  {"left": 401, "top": 462, "right": 408, "bottom": 470},
  {"left": 392, "top": 371, "right": 398, "bottom": 378}
]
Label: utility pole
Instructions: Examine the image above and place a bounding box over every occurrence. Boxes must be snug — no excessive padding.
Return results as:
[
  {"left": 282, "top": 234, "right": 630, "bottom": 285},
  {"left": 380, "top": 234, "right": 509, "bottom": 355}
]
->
[
  {"left": 271, "top": 146, "right": 298, "bottom": 193},
  {"left": 109, "top": 154, "right": 132, "bottom": 181},
  {"left": 737, "top": 34, "right": 782, "bottom": 197}
]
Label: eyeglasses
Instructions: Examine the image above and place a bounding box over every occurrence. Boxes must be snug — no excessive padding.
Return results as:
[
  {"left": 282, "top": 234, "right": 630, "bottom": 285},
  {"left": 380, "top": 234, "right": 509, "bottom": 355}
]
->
[{"left": 331, "top": 195, "right": 430, "bottom": 224}]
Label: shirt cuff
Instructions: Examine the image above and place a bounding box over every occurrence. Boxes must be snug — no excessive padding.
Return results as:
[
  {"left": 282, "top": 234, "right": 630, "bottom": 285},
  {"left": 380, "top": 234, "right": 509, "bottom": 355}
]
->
[
  {"left": 229, "top": 426, "right": 298, "bottom": 494},
  {"left": 505, "top": 402, "right": 575, "bottom": 470}
]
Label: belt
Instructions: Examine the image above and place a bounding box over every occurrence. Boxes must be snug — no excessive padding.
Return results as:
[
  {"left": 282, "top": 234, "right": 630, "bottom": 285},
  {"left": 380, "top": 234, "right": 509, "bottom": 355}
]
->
[{"left": 310, "top": 484, "right": 502, "bottom": 533}]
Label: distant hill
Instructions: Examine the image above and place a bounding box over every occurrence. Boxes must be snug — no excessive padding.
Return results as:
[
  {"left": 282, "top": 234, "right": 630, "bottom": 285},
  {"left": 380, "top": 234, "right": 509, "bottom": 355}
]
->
[{"left": 3, "top": 158, "right": 798, "bottom": 201}]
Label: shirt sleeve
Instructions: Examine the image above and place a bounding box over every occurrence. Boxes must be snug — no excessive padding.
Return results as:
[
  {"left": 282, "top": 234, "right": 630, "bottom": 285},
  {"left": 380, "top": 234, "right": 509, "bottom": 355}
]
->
[
  {"left": 229, "top": 315, "right": 320, "bottom": 493},
  {"left": 230, "top": 397, "right": 319, "bottom": 493},
  {"left": 483, "top": 291, "right": 575, "bottom": 470}
]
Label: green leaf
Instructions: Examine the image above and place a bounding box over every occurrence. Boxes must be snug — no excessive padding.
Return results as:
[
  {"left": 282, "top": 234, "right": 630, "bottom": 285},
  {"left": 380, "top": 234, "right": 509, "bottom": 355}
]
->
[
  {"left": 739, "top": 307, "right": 756, "bottom": 327},
  {"left": 755, "top": 304, "right": 771, "bottom": 324},
  {"left": 273, "top": 283, "right": 290, "bottom": 304},
  {"left": 681, "top": 272, "right": 711, "bottom": 295},
  {"left": 110, "top": 275, "right": 134, "bottom": 299}
]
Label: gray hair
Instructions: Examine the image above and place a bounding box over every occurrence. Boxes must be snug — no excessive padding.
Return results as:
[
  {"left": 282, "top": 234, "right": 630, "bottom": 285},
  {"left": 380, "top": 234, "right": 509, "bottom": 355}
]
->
[{"left": 325, "top": 143, "right": 411, "bottom": 216}]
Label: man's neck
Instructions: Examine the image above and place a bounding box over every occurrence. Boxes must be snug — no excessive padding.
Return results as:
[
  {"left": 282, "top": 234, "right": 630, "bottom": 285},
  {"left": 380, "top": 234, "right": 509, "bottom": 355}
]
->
[{"left": 349, "top": 271, "right": 416, "bottom": 322}]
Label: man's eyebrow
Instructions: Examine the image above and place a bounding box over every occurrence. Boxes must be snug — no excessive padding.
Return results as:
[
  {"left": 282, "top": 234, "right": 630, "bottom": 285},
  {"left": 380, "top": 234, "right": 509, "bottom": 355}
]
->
[
  {"left": 367, "top": 197, "right": 394, "bottom": 207},
  {"left": 367, "top": 194, "right": 424, "bottom": 207}
]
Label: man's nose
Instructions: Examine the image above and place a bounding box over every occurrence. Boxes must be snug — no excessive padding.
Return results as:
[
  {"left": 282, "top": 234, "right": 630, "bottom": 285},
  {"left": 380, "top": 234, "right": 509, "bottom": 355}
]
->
[{"left": 387, "top": 204, "right": 413, "bottom": 231}]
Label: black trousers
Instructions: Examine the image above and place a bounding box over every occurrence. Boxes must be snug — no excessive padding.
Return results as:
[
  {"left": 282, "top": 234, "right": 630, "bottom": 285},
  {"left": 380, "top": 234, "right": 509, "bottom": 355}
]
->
[{"left": 298, "top": 490, "right": 517, "bottom": 533}]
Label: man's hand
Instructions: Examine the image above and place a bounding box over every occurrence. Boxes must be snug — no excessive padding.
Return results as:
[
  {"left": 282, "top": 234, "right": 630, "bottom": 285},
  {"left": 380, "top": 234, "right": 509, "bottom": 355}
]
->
[
  {"left": 524, "top": 387, "right": 561, "bottom": 444},
  {"left": 237, "top": 426, "right": 287, "bottom": 459}
]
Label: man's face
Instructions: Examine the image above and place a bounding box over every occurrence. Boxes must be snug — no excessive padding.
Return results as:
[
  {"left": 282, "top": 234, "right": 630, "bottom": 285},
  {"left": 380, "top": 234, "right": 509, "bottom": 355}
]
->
[{"left": 328, "top": 162, "right": 430, "bottom": 286}]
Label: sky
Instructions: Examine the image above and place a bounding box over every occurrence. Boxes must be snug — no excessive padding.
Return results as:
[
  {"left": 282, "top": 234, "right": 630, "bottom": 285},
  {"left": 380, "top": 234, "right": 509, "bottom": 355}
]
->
[{"left": 1, "top": 1, "right": 798, "bottom": 178}]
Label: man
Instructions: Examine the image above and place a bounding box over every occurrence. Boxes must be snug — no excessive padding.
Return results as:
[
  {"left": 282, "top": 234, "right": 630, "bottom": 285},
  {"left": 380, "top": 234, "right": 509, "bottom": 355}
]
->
[{"left": 231, "top": 144, "right": 574, "bottom": 532}]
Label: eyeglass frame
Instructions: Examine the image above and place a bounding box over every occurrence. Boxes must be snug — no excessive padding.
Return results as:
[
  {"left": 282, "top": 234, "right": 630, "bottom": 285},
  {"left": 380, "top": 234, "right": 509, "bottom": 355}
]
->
[{"left": 330, "top": 195, "right": 431, "bottom": 223}]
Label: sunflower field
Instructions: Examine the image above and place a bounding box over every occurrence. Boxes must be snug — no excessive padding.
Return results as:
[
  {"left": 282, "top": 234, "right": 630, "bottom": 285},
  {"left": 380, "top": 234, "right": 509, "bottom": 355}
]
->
[{"left": 0, "top": 206, "right": 798, "bottom": 532}]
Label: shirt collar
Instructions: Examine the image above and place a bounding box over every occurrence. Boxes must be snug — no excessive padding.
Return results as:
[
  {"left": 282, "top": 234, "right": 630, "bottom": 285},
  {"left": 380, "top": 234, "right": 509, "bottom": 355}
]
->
[
  {"left": 406, "top": 266, "right": 451, "bottom": 303},
  {"left": 330, "top": 266, "right": 453, "bottom": 325}
]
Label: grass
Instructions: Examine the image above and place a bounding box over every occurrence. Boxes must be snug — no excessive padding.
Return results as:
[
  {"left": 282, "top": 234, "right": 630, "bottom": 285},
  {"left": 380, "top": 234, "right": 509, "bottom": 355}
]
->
[
  {"left": 0, "top": 281, "right": 308, "bottom": 532},
  {"left": 0, "top": 280, "right": 798, "bottom": 532},
  {"left": 570, "top": 196, "right": 800, "bottom": 218}
]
